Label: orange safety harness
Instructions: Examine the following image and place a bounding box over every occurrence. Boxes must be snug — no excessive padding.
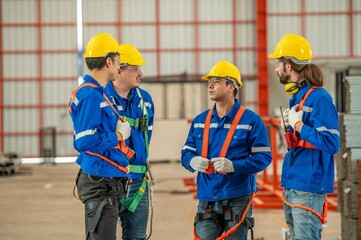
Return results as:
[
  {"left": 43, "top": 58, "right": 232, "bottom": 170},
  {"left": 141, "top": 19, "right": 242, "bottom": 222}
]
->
[
  {"left": 283, "top": 86, "right": 328, "bottom": 226},
  {"left": 194, "top": 106, "right": 255, "bottom": 240},
  {"left": 284, "top": 87, "right": 318, "bottom": 150},
  {"left": 202, "top": 106, "right": 246, "bottom": 174},
  {"left": 68, "top": 83, "right": 135, "bottom": 173}
]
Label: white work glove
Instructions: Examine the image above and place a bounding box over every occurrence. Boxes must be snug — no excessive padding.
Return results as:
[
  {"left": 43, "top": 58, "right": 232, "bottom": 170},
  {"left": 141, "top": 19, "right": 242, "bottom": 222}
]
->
[
  {"left": 211, "top": 157, "right": 234, "bottom": 173},
  {"left": 189, "top": 156, "right": 209, "bottom": 172},
  {"left": 288, "top": 105, "right": 303, "bottom": 130},
  {"left": 282, "top": 108, "right": 290, "bottom": 128},
  {"left": 116, "top": 119, "right": 131, "bottom": 140}
]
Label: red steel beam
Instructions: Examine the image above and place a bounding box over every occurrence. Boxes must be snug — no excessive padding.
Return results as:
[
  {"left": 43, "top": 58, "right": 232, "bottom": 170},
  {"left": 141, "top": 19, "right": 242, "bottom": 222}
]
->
[
  {"left": 37, "top": 0, "right": 44, "bottom": 158},
  {"left": 0, "top": 0, "right": 3, "bottom": 152},
  {"left": 257, "top": 0, "right": 268, "bottom": 115}
]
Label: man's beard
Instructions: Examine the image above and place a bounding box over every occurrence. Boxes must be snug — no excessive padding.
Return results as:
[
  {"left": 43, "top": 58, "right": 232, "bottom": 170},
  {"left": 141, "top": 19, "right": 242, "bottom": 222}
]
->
[{"left": 278, "top": 71, "right": 290, "bottom": 85}]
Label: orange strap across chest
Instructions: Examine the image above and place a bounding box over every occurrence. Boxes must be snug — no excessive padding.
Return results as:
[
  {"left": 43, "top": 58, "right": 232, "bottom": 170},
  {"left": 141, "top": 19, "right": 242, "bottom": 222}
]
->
[
  {"left": 201, "top": 106, "right": 246, "bottom": 158},
  {"left": 293, "top": 86, "right": 319, "bottom": 149}
]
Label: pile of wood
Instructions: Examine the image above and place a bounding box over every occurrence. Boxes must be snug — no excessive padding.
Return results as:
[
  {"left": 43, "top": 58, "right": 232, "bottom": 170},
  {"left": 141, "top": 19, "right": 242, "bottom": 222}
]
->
[
  {"left": 0, "top": 152, "right": 21, "bottom": 175},
  {"left": 337, "top": 76, "right": 361, "bottom": 239}
]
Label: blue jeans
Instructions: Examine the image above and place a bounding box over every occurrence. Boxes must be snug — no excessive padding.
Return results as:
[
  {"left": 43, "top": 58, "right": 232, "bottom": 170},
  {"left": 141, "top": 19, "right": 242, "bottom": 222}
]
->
[
  {"left": 120, "top": 178, "right": 149, "bottom": 240},
  {"left": 283, "top": 188, "right": 326, "bottom": 240},
  {"left": 195, "top": 194, "right": 252, "bottom": 240}
]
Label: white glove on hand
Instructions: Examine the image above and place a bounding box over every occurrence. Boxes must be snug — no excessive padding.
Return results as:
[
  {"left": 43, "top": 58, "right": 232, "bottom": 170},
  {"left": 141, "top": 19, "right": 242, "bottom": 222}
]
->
[
  {"left": 189, "top": 156, "right": 209, "bottom": 172},
  {"left": 116, "top": 120, "right": 131, "bottom": 140},
  {"left": 211, "top": 157, "right": 234, "bottom": 173},
  {"left": 282, "top": 108, "right": 290, "bottom": 128},
  {"left": 288, "top": 105, "right": 303, "bottom": 130}
]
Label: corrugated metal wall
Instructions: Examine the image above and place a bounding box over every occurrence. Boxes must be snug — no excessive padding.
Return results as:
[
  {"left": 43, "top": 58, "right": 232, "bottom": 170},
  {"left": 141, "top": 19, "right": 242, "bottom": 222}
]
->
[{"left": 0, "top": 0, "right": 360, "bottom": 158}]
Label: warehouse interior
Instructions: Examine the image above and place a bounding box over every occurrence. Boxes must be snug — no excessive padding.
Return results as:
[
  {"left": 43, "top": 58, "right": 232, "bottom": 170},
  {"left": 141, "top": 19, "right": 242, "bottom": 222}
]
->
[{"left": 1, "top": 0, "right": 361, "bottom": 239}]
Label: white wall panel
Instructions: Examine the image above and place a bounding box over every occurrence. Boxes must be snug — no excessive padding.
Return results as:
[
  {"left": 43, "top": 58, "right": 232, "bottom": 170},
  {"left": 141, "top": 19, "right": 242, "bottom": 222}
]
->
[
  {"left": 199, "top": 24, "right": 233, "bottom": 48},
  {"left": 140, "top": 52, "right": 157, "bottom": 77},
  {"left": 354, "top": 15, "right": 361, "bottom": 55},
  {"left": 305, "top": 0, "right": 348, "bottom": 11},
  {"left": 161, "top": 52, "right": 195, "bottom": 75},
  {"left": 4, "top": 109, "right": 39, "bottom": 132},
  {"left": 83, "top": 0, "right": 118, "bottom": 22},
  {"left": 306, "top": 15, "right": 349, "bottom": 57},
  {"left": 3, "top": 27, "right": 37, "bottom": 51},
  {"left": 199, "top": 51, "right": 233, "bottom": 74},
  {"left": 235, "top": 51, "right": 256, "bottom": 76},
  {"left": 5, "top": 136, "right": 39, "bottom": 156},
  {"left": 43, "top": 27, "right": 76, "bottom": 49},
  {"left": 160, "top": 0, "right": 193, "bottom": 21},
  {"left": 43, "top": 54, "right": 77, "bottom": 76},
  {"left": 121, "top": 25, "right": 157, "bottom": 48},
  {"left": 42, "top": 0, "right": 75, "bottom": 22},
  {"left": 160, "top": 25, "right": 194, "bottom": 49},
  {"left": 238, "top": 0, "right": 255, "bottom": 20},
  {"left": 199, "top": 0, "right": 233, "bottom": 21},
  {"left": 3, "top": 81, "right": 38, "bottom": 105},
  {"left": 267, "top": 0, "right": 301, "bottom": 13},
  {"left": 4, "top": 55, "right": 38, "bottom": 77},
  {"left": 122, "top": 0, "right": 156, "bottom": 22},
  {"left": 2, "top": 0, "right": 37, "bottom": 23}
]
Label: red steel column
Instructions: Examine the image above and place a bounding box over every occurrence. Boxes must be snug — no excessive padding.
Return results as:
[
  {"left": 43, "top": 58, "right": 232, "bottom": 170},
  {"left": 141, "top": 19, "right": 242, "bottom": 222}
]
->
[
  {"left": 37, "top": 0, "right": 44, "bottom": 157},
  {"left": 155, "top": 0, "right": 161, "bottom": 78},
  {"left": 257, "top": 0, "right": 268, "bottom": 115},
  {"left": 0, "top": 0, "right": 3, "bottom": 152}
]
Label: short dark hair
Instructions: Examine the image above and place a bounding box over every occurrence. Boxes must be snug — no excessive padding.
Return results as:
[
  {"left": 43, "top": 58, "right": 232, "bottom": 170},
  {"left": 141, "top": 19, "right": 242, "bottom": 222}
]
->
[
  {"left": 225, "top": 81, "right": 238, "bottom": 97},
  {"left": 85, "top": 52, "right": 118, "bottom": 71}
]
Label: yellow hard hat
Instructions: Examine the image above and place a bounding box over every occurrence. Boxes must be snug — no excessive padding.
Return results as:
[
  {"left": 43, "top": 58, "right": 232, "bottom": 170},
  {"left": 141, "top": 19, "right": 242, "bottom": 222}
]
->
[
  {"left": 84, "top": 33, "right": 120, "bottom": 58},
  {"left": 269, "top": 34, "right": 313, "bottom": 61},
  {"left": 202, "top": 61, "right": 243, "bottom": 88},
  {"left": 119, "top": 44, "right": 147, "bottom": 66}
]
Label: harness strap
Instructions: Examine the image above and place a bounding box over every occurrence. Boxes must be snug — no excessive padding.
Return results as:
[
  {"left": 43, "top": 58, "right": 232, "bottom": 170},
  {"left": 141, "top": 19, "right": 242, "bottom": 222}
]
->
[
  {"left": 289, "top": 87, "right": 319, "bottom": 149},
  {"left": 119, "top": 177, "right": 148, "bottom": 212},
  {"left": 193, "top": 192, "right": 256, "bottom": 240},
  {"left": 86, "top": 196, "right": 116, "bottom": 238},
  {"left": 281, "top": 191, "right": 328, "bottom": 226},
  {"left": 202, "top": 106, "right": 246, "bottom": 174},
  {"left": 86, "top": 151, "right": 129, "bottom": 174}
]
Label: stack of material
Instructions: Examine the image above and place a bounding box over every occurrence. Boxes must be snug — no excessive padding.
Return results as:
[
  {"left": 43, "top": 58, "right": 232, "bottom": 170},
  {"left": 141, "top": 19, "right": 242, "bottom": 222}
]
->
[
  {"left": 337, "top": 76, "right": 361, "bottom": 240},
  {"left": 0, "top": 152, "right": 21, "bottom": 175}
]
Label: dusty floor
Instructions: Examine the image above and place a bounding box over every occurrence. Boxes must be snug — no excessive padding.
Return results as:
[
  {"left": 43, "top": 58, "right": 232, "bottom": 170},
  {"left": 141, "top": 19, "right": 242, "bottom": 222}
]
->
[{"left": 0, "top": 162, "right": 341, "bottom": 240}]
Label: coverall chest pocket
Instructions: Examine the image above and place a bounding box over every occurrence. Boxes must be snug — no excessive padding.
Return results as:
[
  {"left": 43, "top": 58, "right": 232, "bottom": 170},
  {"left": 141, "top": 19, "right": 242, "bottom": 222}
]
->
[{"left": 193, "top": 129, "right": 205, "bottom": 156}]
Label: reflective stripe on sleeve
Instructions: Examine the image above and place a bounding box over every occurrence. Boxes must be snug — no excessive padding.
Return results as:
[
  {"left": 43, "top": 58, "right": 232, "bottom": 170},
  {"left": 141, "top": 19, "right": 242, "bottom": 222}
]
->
[
  {"left": 183, "top": 145, "right": 196, "bottom": 152},
  {"left": 316, "top": 126, "right": 340, "bottom": 136},
  {"left": 75, "top": 129, "right": 97, "bottom": 140},
  {"left": 251, "top": 147, "right": 271, "bottom": 153}
]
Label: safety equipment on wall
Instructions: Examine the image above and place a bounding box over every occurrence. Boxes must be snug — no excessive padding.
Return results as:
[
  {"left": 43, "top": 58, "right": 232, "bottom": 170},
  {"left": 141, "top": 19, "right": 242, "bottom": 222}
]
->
[
  {"left": 202, "top": 60, "right": 243, "bottom": 88},
  {"left": 119, "top": 44, "right": 147, "bottom": 66},
  {"left": 284, "top": 82, "right": 303, "bottom": 95},
  {"left": 288, "top": 105, "right": 303, "bottom": 130},
  {"left": 269, "top": 34, "right": 313, "bottom": 63},
  {"left": 190, "top": 156, "right": 209, "bottom": 172},
  {"left": 211, "top": 157, "right": 235, "bottom": 173},
  {"left": 116, "top": 120, "right": 131, "bottom": 140},
  {"left": 84, "top": 33, "right": 120, "bottom": 58}
]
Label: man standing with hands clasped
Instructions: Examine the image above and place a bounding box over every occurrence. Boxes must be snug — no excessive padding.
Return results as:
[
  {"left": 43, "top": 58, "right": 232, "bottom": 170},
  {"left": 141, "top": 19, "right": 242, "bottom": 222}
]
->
[
  {"left": 269, "top": 34, "right": 340, "bottom": 240},
  {"left": 69, "top": 33, "right": 133, "bottom": 240},
  {"left": 181, "top": 61, "right": 272, "bottom": 240},
  {"left": 105, "top": 44, "right": 155, "bottom": 240}
]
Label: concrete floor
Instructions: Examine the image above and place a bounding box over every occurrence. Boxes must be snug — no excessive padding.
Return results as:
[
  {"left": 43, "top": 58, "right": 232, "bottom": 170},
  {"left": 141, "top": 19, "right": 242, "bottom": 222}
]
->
[{"left": 0, "top": 162, "right": 341, "bottom": 240}]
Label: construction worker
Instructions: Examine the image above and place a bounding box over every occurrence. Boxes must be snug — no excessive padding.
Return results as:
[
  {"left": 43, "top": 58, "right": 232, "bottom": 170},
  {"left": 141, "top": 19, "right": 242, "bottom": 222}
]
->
[
  {"left": 269, "top": 34, "right": 340, "bottom": 240},
  {"left": 105, "top": 44, "right": 154, "bottom": 240},
  {"left": 69, "top": 33, "right": 132, "bottom": 240},
  {"left": 181, "top": 61, "right": 272, "bottom": 240}
]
